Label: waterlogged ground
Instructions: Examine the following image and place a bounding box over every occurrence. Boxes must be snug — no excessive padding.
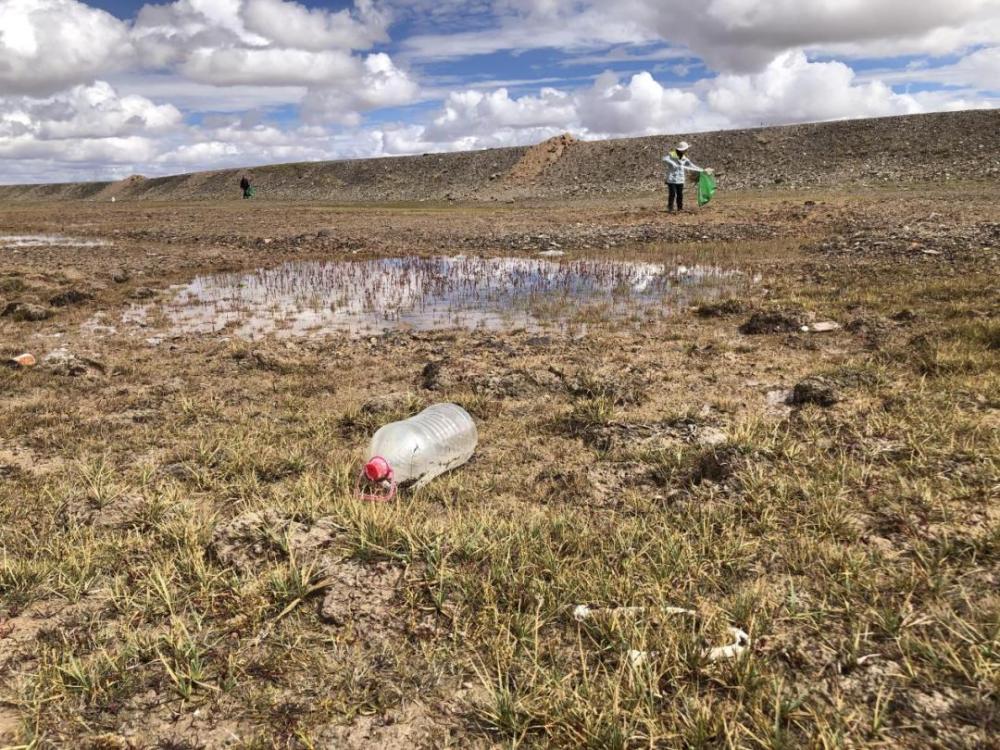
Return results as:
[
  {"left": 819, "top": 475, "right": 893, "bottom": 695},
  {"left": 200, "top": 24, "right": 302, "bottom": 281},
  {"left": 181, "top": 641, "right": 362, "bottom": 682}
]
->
[
  {"left": 0, "top": 234, "right": 111, "bottom": 249},
  {"left": 0, "top": 186, "right": 998, "bottom": 748},
  {"left": 122, "top": 256, "right": 753, "bottom": 339}
]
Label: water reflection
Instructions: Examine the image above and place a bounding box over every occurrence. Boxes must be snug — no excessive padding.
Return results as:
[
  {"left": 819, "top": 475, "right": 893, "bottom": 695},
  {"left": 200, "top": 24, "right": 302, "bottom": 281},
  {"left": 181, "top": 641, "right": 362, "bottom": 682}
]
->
[
  {"left": 135, "top": 256, "right": 748, "bottom": 339},
  {"left": 0, "top": 235, "right": 110, "bottom": 248}
]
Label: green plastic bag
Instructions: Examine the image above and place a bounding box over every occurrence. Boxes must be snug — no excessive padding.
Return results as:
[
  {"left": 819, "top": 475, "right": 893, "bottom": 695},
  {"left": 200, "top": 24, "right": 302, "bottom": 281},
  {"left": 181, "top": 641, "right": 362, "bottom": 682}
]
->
[{"left": 698, "top": 171, "right": 716, "bottom": 206}]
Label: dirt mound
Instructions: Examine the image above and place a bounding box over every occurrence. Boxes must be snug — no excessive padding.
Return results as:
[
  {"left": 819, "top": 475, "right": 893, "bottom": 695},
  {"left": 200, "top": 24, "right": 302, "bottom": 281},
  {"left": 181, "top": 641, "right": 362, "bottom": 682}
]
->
[
  {"left": 94, "top": 174, "right": 146, "bottom": 200},
  {"left": 505, "top": 133, "right": 577, "bottom": 183}
]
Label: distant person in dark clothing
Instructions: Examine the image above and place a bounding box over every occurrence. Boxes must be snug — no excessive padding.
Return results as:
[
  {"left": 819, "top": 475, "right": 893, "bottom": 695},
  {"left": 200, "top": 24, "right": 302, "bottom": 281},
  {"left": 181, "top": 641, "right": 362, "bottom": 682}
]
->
[{"left": 239, "top": 175, "right": 253, "bottom": 199}]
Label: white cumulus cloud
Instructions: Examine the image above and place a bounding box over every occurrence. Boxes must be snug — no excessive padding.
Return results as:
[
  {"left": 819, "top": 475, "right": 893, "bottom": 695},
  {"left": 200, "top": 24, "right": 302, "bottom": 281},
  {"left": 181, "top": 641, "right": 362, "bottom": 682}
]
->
[
  {"left": 0, "top": 0, "right": 133, "bottom": 95},
  {"left": 387, "top": 52, "right": 983, "bottom": 153},
  {"left": 622, "top": 0, "right": 1000, "bottom": 70},
  {"left": 576, "top": 71, "right": 702, "bottom": 135},
  {"left": 0, "top": 81, "right": 181, "bottom": 142},
  {"left": 706, "top": 51, "right": 922, "bottom": 123},
  {"left": 425, "top": 86, "right": 576, "bottom": 140},
  {"left": 300, "top": 53, "right": 420, "bottom": 125},
  {"left": 240, "top": 0, "right": 389, "bottom": 51},
  {"left": 401, "top": 0, "right": 1000, "bottom": 73},
  {"left": 130, "top": 0, "right": 419, "bottom": 122}
]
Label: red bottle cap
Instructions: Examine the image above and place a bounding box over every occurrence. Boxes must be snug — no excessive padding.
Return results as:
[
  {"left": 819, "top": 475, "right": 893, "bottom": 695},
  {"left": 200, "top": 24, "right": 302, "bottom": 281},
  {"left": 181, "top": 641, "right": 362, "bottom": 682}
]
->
[{"left": 364, "top": 456, "right": 391, "bottom": 482}]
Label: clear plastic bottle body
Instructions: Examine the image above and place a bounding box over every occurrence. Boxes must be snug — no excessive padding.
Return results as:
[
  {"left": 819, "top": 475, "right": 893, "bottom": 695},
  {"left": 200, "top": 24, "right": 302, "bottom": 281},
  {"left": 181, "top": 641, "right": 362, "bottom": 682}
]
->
[{"left": 367, "top": 404, "right": 477, "bottom": 488}]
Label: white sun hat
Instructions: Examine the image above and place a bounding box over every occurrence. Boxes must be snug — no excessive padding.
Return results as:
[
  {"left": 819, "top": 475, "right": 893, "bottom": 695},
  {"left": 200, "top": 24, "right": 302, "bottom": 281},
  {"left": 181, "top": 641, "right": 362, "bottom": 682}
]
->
[{"left": 676, "top": 140, "right": 691, "bottom": 151}]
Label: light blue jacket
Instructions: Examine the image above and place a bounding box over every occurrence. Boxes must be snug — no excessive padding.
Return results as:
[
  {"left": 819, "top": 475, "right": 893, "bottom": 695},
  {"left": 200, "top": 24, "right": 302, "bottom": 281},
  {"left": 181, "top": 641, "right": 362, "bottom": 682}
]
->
[{"left": 663, "top": 150, "right": 702, "bottom": 184}]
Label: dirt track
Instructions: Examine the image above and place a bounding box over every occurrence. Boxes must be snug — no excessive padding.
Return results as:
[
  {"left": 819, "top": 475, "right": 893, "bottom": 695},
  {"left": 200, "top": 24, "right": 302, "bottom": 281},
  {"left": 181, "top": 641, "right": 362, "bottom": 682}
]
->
[{"left": 1, "top": 182, "right": 998, "bottom": 747}]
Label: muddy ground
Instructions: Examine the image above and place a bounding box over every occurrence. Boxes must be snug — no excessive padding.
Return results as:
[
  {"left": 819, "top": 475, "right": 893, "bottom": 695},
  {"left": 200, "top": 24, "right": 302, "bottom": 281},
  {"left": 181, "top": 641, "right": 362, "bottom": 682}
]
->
[{"left": 0, "top": 185, "right": 998, "bottom": 748}]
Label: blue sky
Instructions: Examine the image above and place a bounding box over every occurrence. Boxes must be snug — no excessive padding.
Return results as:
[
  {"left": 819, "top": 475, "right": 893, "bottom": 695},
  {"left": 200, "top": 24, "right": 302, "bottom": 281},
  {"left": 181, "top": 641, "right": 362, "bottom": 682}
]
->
[{"left": 1, "top": 0, "right": 998, "bottom": 183}]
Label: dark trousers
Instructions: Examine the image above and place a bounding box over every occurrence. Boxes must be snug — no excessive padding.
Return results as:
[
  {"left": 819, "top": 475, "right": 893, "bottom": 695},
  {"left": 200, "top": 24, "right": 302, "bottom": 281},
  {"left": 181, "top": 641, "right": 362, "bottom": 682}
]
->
[{"left": 668, "top": 183, "right": 684, "bottom": 211}]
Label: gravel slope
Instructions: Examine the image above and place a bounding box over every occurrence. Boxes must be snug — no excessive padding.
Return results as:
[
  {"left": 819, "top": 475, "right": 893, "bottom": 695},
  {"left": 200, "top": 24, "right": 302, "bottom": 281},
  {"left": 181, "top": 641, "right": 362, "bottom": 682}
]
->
[{"left": 0, "top": 110, "right": 997, "bottom": 203}]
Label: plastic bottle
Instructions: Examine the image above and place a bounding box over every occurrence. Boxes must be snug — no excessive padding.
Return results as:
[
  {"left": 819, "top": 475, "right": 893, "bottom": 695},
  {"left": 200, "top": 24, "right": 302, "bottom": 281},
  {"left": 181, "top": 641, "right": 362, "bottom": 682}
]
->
[{"left": 360, "top": 403, "right": 477, "bottom": 500}]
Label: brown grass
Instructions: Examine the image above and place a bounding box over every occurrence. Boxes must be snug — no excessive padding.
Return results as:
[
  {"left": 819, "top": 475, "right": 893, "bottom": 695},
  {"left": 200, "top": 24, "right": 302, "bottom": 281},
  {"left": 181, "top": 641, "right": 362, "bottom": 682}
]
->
[{"left": 0, "top": 184, "right": 998, "bottom": 747}]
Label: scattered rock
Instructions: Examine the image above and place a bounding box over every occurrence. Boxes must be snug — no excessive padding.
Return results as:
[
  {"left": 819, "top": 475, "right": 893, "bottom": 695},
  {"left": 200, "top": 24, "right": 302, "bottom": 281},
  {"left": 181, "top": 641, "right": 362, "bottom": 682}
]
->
[
  {"left": 112, "top": 270, "right": 130, "bottom": 284},
  {"left": 810, "top": 220, "right": 998, "bottom": 264},
  {"left": 790, "top": 376, "right": 839, "bottom": 407}
]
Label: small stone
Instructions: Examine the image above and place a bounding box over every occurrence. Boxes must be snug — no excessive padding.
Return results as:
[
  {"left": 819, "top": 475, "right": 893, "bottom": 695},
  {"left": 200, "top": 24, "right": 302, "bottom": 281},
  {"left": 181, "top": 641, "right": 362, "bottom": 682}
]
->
[
  {"left": 790, "top": 377, "right": 839, "bottom": 407},
  {"left": 766, "top": 389, "right": 793, "bottom": 407},
  {"left": 696, "top": 427, "right": 728, "bottom": 447},
  {"left": 112, "top": 270, "right": 130, "bottom": 284},
  {"left": 810, "top": 321, "right": 841, "bottom": 333}
]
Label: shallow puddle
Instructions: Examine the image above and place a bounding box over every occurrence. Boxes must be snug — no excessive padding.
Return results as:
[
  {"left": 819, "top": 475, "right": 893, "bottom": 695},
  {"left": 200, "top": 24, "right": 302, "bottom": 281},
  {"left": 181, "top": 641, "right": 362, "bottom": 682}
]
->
[
  {"left": 127, "top": 256, "right": 751, "bottom": 340},
  {"left": 0, "top": 234, "right": 110, "bottom": 248}
]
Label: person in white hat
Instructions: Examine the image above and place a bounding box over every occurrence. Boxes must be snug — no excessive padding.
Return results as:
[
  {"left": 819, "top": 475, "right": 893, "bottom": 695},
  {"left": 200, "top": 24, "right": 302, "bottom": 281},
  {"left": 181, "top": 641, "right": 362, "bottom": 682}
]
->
[{"left": 662, "top": 141, "right": 707, "bottom": 212}]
